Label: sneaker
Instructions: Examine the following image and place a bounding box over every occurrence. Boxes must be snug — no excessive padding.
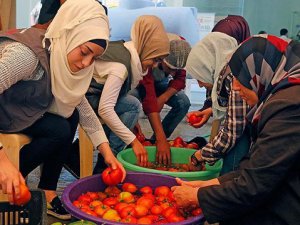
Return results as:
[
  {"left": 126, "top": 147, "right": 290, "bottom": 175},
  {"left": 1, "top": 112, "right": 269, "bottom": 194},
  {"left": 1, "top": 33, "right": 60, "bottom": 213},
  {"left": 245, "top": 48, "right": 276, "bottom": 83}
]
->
[
  {"left": 19, "top": 210, "right": 29, "bottom": 224},
  {"left": 47, "top": 196, "right": 71, "bottom": 220}
]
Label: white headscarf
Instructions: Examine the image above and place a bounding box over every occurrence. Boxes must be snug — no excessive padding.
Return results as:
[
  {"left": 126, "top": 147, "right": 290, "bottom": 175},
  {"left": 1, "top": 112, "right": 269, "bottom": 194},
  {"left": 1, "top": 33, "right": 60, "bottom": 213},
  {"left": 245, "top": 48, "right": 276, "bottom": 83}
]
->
[
  {"left": 186, "top": 32, "right": 237, "bottom": 119},
  {"left": 44, "top": 0, "right": 109, "bottom": 118}
]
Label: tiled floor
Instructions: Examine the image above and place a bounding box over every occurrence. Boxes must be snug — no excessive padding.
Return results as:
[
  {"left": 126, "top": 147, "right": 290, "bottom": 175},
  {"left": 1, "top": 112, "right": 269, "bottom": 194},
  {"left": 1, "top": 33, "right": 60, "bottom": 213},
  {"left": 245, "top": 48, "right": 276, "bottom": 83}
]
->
[{"left": 27, "top": 104, "right": 213, "bottom": 224}]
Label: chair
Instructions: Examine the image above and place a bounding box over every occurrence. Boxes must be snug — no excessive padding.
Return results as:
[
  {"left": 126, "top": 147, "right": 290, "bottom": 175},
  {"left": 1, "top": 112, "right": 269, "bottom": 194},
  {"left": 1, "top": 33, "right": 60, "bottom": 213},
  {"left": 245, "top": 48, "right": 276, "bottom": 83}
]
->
[
  {"left": 0, "top": 127, "right": 95, "bottom": 202},
  {"left": 78, "top": 126, "right": 94, "bottom": 178},
  {"left": 0, "top": 133, "right": 31, "bottom": 202}
]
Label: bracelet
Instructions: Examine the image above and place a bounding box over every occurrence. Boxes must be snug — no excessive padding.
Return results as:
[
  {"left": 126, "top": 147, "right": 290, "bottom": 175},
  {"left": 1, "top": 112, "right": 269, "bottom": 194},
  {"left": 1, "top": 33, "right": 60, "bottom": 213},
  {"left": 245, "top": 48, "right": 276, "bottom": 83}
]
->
[{"left": 190, "top": 151, "right": 205, "bottom": 167}]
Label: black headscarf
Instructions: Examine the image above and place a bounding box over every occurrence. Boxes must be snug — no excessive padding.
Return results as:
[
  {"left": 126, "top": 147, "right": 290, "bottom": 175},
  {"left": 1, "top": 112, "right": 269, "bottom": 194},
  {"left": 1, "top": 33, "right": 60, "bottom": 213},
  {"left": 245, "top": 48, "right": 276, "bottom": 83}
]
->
[{"left": 38, "top": 0, "right": 107, "bottom": 24}]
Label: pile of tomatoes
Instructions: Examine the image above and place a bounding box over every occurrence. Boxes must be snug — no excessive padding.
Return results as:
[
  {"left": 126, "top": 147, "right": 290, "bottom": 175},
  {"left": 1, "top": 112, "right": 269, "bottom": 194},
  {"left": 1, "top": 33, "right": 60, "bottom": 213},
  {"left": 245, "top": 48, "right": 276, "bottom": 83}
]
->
[
  {"left": 72, "top": 182, "right": 202, "bottom": 224},
  {"left": 143, "top": 162, "right": 204, "bottom": 172},
  {"left": 168, "top": 136, "right": 199, "bottom": 149},
  {"left": 136, "top": 135, "right": 199, "bottom": 150}
]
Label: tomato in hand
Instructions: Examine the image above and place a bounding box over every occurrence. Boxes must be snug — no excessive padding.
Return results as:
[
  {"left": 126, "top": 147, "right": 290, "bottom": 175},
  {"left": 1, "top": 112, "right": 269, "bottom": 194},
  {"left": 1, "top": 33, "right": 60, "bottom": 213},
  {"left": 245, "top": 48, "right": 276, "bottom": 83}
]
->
[
  {"left": 14, "top": 183, "right": 31, "bottom": 206},
  {"left": 187, "top": 114, "right": 202, "bottom": 125},
  {"left": 102, "top": 167, "right": 123, "bottom": 186}
]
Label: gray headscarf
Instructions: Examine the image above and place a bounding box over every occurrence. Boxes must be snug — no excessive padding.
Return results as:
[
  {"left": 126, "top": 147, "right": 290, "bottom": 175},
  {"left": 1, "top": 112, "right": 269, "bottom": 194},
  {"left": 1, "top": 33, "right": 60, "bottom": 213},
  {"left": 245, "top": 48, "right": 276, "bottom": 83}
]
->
[{"left": 164, "top": 39, "right": 191, "bottom": 69}]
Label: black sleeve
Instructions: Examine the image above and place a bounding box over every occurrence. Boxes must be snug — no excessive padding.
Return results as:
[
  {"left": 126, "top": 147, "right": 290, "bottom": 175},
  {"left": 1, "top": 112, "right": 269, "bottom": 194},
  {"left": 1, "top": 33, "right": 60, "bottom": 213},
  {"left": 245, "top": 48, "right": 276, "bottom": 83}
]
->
[{"left": 198, "top": 96, "right": 300, "bottom": 223}]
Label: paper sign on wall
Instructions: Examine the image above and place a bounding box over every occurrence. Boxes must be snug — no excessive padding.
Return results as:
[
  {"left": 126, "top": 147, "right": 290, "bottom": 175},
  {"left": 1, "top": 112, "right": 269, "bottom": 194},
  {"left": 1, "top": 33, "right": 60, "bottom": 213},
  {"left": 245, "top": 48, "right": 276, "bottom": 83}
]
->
[{"left": 197, "top": 13, "right": 215, "bottom": 40}]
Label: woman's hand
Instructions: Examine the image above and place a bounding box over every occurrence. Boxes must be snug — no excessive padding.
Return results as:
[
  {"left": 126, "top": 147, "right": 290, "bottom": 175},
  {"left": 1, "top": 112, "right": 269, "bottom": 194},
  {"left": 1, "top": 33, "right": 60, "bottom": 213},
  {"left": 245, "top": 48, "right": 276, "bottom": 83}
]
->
[
  {"left": 97, "top": 142, "right": 126, "bottom": 182},
  {"left": 156, "top": 139, "right": 171, "bottom": 165},
  {"left": 186, "top": 108, "right": 212, "bottom": 128},
  {"left": 0, "top": 149, "right": 25, "bottom": 204},
  {"left": 131, "top": 138, "right": 148, "bottom": 167},
  {"left": 171, "top": 183, "right": 199, "bottom": 208},
  {"left": 174, "top": 177, "right": 220, "bottom": 188}
]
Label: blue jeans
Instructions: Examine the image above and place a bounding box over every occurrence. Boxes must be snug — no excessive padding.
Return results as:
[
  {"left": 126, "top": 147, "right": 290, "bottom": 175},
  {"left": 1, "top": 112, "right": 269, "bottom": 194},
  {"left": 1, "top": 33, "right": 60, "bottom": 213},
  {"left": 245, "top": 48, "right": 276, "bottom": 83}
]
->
[
  {"left": 129, "top": 77, "right": 191, "bottom": 139},
  {"left": 103, "top": 94, "right": 141, "bottom": 155}
]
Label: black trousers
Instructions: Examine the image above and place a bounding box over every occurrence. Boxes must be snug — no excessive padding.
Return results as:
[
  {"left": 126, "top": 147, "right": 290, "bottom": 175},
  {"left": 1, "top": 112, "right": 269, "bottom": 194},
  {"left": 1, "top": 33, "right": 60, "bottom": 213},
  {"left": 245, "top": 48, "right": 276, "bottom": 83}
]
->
[{"left": 20, "top": 110, "right": 79, "bottom": 190}]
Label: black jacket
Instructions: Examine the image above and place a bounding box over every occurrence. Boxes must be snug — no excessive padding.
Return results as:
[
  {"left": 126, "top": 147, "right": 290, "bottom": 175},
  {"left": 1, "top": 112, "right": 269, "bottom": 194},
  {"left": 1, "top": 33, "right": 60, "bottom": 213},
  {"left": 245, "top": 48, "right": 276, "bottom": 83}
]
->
[{"left": 198, "top": 85, "right": 300, "bottom": 225}]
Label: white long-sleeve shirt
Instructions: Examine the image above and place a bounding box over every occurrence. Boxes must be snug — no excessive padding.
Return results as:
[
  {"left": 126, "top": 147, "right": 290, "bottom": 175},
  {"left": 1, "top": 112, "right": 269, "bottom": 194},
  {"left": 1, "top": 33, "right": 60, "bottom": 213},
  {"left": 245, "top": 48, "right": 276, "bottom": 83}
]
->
[{"left": 93, "top": 60, "right": 136, "bottom": 145}]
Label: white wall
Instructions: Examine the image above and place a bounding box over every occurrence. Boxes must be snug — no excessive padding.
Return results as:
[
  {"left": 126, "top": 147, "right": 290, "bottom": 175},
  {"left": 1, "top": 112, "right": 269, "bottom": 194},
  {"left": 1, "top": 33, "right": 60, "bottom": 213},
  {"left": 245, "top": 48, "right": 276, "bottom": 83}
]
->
[{"left": 16, "top": 0, "right": 39, "bottom": 28}]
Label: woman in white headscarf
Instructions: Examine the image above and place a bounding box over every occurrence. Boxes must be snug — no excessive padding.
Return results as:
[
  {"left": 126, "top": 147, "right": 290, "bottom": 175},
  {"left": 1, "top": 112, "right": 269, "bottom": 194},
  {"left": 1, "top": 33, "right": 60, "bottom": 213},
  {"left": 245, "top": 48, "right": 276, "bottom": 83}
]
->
[
  {"left": 186, "top": 32, "right": 237, "bottom": 122},
  {"left": 0, "top": 0, "right": 125, "bottom": 219},
  {"left": 185, "top": 16, "right": 252, "bottom": 175}
]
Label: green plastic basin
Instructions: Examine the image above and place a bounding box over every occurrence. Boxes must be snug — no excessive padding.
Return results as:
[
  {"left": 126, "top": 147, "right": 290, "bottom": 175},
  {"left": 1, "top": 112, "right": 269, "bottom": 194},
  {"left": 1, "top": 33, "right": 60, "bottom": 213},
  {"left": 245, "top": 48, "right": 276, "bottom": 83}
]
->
[{"left": 117, "top": 146, "right": 222, "bottom": 181}]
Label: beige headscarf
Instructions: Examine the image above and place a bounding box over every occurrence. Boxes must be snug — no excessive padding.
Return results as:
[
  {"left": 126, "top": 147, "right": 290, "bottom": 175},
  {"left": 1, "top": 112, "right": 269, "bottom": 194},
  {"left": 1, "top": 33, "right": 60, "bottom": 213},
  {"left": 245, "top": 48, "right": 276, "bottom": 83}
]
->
[
  {"left": 44, "top": 0, "right": 109, "bottom": 118},
  {"left": 131, "top": 15, "right": 169, "bottom": 62},
  {"left": 128, "top": 15, "right": 169, "bottom": 88},
  {"left": 186, "top": 32, "right": 237, "bottom": 119}
]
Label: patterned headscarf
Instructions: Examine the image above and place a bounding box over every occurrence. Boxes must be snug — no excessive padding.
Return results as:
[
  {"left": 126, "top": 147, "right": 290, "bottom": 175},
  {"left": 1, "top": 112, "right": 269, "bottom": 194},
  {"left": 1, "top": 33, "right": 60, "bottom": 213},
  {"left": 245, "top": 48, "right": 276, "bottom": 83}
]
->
[
  {"left": 164, "top": 39, "right": 191, "bottom": 69},
  {"left": 44, "top": 0, "right": 109, "bottom": 118},
  {"left": 229, "top": 35, "right": 300, "bottom": 125},
  {"left": 212, "top": 15, "right": 250, "bottom": 44},
  {"left": 131, "top": 15, "right": 170, "bottom": 62}
]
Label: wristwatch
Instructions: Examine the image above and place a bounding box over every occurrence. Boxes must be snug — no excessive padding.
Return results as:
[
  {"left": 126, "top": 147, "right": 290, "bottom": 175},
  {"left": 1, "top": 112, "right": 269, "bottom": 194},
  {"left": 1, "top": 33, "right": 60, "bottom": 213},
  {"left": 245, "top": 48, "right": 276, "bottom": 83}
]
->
[
  {"left": 190, "top": 151, "right": 205, "bottom": 167},
  {"left": 0, "top": 142, "right": 3, "bottom": 150}
]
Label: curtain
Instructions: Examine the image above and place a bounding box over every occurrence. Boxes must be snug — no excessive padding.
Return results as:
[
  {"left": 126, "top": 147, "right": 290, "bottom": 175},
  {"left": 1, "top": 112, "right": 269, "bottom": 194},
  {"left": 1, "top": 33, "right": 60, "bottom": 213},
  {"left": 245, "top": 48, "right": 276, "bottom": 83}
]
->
[{"left": 0, "top": 0, "right": 16, "bottom": 31}]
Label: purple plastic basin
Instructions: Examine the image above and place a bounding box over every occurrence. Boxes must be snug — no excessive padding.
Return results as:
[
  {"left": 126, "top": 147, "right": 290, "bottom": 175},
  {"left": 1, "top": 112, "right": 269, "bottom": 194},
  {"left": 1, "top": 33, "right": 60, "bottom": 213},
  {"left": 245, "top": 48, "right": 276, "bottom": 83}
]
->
[{"left": 62, "top": 172, "right": 204, "bottom": 225}]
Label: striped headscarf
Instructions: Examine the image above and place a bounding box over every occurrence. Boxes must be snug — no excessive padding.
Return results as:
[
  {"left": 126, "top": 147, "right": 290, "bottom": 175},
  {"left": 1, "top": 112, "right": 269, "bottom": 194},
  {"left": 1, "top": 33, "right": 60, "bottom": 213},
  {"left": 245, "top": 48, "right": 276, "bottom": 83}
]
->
[
  {"left": 212, "top": 15, "right": 250, "bottom": 44},
  {"left": 229, "top": 35, "right": 300, "bottom": 126}
]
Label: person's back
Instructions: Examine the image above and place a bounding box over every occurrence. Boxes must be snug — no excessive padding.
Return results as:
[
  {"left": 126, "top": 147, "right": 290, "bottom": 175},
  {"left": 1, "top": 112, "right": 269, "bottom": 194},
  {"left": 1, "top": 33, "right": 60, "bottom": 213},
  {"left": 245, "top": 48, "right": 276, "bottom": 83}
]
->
[{"left": 279, "top": 28, "right": 289, "bottom": 40}]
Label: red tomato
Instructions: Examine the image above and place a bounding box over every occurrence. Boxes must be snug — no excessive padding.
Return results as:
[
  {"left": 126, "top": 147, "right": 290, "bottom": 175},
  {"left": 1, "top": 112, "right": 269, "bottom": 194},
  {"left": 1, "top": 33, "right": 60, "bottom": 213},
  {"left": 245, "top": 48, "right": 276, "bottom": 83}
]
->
[
  {"left": 191, "top": 207, "right": 203, "bottom": 216},
  {"left": 173, "top": 136, "right": 184, "bottom": 145},
  {"left": 119, "top": 205, "right": 137, "bottom": 218},
  {"left": 114, "top": 202, "right": 128, "bottom": 213},
  {"left": 137, "top": 196, "right": 154, "bottom": 209},
  {"left": 14, "top": 183, "right": 31, "bottom": 206},
  {"left": 136, "top": 133, "right": 145, "bottom": 143},
  {"left": 167, "top": 213, "right": 185, "bottom": 222},
  {"left": 122, "top": 182, "right": 138, "bottom": 193},
  {"left": 172, "top": 143, "right": 184, "bottom": 148},
  {"left": 154, "top": 186, "right": 171, "bottom": 197},
  {"left": 185, "top": 142, "right": 199, "bottom": 149},
  {"left": 102, "top": 167, "right": 123, "bottom": 186},
  {"left": 142, "top": 141, "right": 152, "bottom": 146},
  {"left": 94, "top": 204, "right": 110, "bottom": 217},
  {"left": 134, "top": 205, "right": 149, "bottom": 218},
  {"left": 162, "top": 207, "right": 178, "bottom": 218},
  {"left": 121, "top": 215, "right": 138, "bottom": 224},
  {"left": 78, "top": 194, "right": 92, "bottom": 204},
  {"left": 188, "top": 114, "right": 202, "bottom": 125},
  {"left": 102, "top": 197, "right": 118, "bottom": 207},
  {"left": 89, "top": 200, "right": 103, "bottom": 209},
  {"left": 86, "top": 191, "right": 99, "bottom": 200},
  {"left": 137, "top": 216, "right": 153, "bottom": 224},
  {"left": 150, "top": 205, "right": 163, "bottom": 215},
  {"left": 104, "top": 186, "right": 121, "bottom": 197},
  {"left": 140, "top": 186, "right": 153, "bottom": 195}
]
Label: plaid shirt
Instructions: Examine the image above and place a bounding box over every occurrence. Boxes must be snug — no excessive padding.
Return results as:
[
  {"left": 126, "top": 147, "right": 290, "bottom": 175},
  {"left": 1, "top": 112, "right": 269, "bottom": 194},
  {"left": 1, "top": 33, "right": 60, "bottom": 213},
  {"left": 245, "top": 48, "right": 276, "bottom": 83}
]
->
[{"left": 201, "top": 73, "right": 248, "bottom": 164}]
